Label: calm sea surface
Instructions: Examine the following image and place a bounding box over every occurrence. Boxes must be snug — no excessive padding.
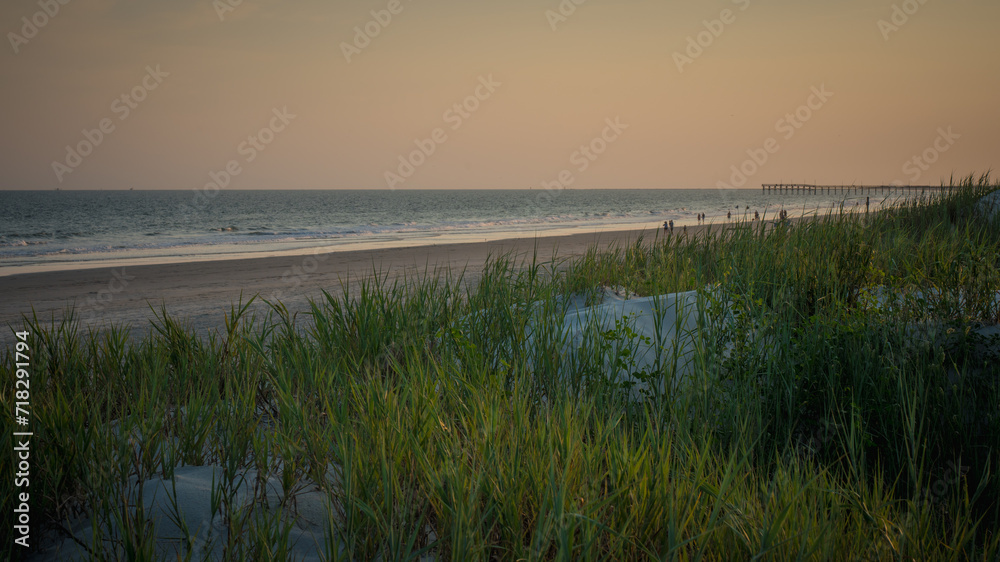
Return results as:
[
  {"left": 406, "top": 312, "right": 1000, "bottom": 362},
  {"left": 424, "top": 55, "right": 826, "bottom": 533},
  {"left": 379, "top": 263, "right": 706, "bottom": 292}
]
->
[{"left": 0, "top": 189, "right": 908, "bottom": 273}]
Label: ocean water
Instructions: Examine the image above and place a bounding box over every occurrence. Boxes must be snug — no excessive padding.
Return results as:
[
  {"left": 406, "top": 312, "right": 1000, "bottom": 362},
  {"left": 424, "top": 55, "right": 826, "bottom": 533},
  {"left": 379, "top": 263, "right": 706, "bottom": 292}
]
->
[{"left": 0, "top": 188, "right": 907, "bottom": 273}]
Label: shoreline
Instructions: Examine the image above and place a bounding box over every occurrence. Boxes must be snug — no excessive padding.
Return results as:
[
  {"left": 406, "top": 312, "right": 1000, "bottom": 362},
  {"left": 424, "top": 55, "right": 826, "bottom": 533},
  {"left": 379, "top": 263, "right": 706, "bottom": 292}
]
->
[
  {"left": 0, "top": 222, "right": 675, "bottom": 279},
  {"left": 0, "top": 194, "right": 889, "bottom": 278}
]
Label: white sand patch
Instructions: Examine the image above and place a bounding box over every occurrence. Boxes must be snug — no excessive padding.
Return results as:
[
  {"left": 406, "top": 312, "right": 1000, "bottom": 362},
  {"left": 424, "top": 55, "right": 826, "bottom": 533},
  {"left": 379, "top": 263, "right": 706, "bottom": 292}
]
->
[
  {"left": 977, "top": 189, "right": 1000, "bottom": 220},
  {"left": 529, "top": 286, "right": 716, "bottom": 398},
  {"left": 31, "top": 466, "right": 333, "bottom": 561}
]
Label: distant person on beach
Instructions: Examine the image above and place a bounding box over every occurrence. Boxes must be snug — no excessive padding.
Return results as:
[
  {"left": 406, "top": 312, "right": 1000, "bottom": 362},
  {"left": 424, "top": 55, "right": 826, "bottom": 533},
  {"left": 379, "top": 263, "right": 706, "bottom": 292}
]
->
[
  {"left": 669, "top": 220, "right": 674, "bottom": 233},
  {"left": 727, "top": 211, "right": 731, "bottom": 220},
  {"left": 664, "top": 220, "right": 669, "bottom": 232},
  {"left": 754, "top": 211, "right": 759, "bottom": 221}
]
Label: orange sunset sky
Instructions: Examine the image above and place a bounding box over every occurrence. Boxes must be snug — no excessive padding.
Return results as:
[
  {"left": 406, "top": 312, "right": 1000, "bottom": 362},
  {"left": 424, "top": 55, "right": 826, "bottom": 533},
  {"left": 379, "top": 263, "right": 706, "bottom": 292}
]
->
[{"left": 1, "top": 0, "right": 997, "bottom": 190}]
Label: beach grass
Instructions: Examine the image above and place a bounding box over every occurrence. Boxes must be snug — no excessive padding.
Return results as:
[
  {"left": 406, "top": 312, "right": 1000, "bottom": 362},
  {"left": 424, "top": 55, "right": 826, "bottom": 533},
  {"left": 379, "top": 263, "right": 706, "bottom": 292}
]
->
[{"left": 3, "top": 174, "right": 999, "bottom": 560}]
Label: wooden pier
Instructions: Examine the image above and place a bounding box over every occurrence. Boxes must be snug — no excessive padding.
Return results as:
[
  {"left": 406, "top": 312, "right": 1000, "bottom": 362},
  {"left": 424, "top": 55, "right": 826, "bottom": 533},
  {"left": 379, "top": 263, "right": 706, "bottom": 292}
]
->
[{"left": 762, "top": 183, "right": 946, "bottom": 194}]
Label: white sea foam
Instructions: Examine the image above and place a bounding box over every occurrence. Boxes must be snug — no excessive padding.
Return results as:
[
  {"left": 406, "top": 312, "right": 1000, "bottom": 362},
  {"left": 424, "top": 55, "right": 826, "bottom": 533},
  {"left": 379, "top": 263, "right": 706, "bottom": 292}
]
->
[{"left": 0, "top": 189, "right": 923, "bottom": 270}]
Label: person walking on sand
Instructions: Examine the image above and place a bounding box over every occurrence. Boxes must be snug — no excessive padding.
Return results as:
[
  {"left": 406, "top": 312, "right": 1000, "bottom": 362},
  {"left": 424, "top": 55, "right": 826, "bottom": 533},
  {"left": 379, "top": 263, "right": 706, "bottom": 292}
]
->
[
  {"left": 669, "top": 219, "right": 674, "bottom": 233},
  {"left": 754, "top": 210, "right": 759, "bottom": 221},
  {"left": 727, "top": 211, "right": 731, "bottom": 220}
]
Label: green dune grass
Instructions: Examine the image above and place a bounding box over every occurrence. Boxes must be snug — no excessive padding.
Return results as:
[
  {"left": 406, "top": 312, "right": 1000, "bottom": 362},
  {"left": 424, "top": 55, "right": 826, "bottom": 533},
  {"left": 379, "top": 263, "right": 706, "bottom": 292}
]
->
[{"left": 3, "top": 173, "right": 999, "bottom": 560}]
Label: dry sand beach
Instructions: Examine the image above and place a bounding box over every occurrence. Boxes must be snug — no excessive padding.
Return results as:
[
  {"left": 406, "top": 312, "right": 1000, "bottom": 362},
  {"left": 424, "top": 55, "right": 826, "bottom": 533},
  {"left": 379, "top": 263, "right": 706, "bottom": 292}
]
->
[{"left": 0, "top": 224, "right": 716, "bottom": 346}]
